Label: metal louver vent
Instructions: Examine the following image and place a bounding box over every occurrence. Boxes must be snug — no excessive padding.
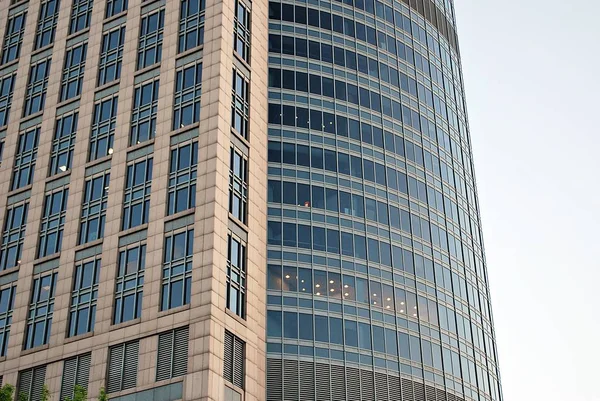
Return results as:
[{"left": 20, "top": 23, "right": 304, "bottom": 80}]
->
[
  {"left": 266, "top": 359, "right": 282, "bottom": 401},
  {"left": 402, "top": 378, "right": 415, "bottom": 400},
  {"left": 283, "top": 360, "right": 298, "bottom": 401},
  {"left": 315, "top": 363, "right": 331, "bottom": 401},
  {"left": 61, "top": 353, "right": 91, "bottom": 401},
  {"left": 224, "top": 330, "right": 245, "bottom": 389},
  {"left": 330, "top": 364, "right": 345, "bottom": 401},
  {"left": 388, "top": 375, "right": 401, "bottom": 400},
  {"left": 425, "top": 384, "right": 437, "bottom": 401},
  {"left": 107, "top": 340, "right": 138, "bottom": 393},
  {"left": 18, "top": 365, "right": 47, "bottom": 401},
  {"left": 157, "top": 326, "right": 189, "bottom": 381},
  {"left": 415, "top": 381, "right": 426, "bottom": 401},
  {"left": 360, "top": 369, "right": 375, "bottom": 401},
  {"left": 298, "top": 361, "right": 315, "bottom": 400},
  {"left": 375, "top": 372, "right": 389, "bottom": 401},
  {"left": 346, "top": 366, "right": 361, "bottom": 400},
  {"left": 436, "top": 387, "right": 448, "bottom": 401}
]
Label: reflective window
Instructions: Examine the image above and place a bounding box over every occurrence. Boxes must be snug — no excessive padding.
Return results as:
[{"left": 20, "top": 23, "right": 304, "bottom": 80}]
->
[
  {"left": 105, "top": 0, "right": 128, "bottom": 18},
  {"left": 78, "top": 172, "right": 110, "bottom": 244},
  {"left": 68, "top": 258, "right": 100, "bottom": 337},
  {"left": 229, "top": 147, "right": 247, "bottom": 224},
  {"left": 89, "top": 96, "right": 117, "bottom": 161},
  {"left": 227, "top": 233, "right": 246, "bottom": 318},
  {"left": 173, "top": 63, "right": 202, "bottom": 129},
  {"left": 161, "top": 228, "right": 194, "bottom": 310},
  {"left": 114, "top": 243, "right": 145, "bottom": 324},
  {"left": 11, "top": 127, "right": 40, "bottom": 190},
  {"left": 234, "top": 0, "right": 250, "bottom": 63},
  {"left": 232, "top": 69, "right": 249, "bottom": 138},
  {"left": 1, "top": 12, "right": 27, "bottom": 65},
  {"left": 122, "top": 158, "right": 152, "bottom": 230},
  {"left": 130, "top": 79, "right": 159, "bottom": 145},
  {"left": 178, "top": 0, "right": 205, "bottom": 53},
  {"left": 167, "top": 140, "right": 197, "bottom": 215},
  {"left": 23, "top": 58, "right": 51, "bottom": 117},
  {"left": 38, "top": 187, "right": 69, "bottom": 258},
  {"left": 34, "top": 0, "right": 60, "bottom": 49},
  {"left": 98, "top": 26, "right": 125, "bottom": 86},
  {"left": 24, "top": 271, "right": 57, "bottom": 349},
  {"left": 0, "top": 73, "right": 16, "bottom": 126},
  {"left": 0, "top": 283, "right": 16, "bottom": 357},
  {"left": 137, "top": 9, "right": 164, "bottom": 70},
  {"left": 0, "top": 202, "right": 28, "bottom": 271},
  {"left": 60, "top": 42, "right": 87, "bottom": 102},
  {"left": 69, "top": 0, "right": 93, "bottom": 34},
  {"left": 49, "top": 112, "right": 78, "bottom": 176}
]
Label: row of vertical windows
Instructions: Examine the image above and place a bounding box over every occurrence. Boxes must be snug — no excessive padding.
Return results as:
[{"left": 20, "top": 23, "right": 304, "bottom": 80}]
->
[
  {"left": 79, "top": 172, "right": 110, "bottom": 245},
  {"left": 0, "top": 202, "right": 27, "bottom": 271},
  {"left": 68, "top": 258, "right": 100, "bottom": 337},
  {"left": 178, "top": 0, "right": 205, "bottom": 53},
  {"left": 69, "top": 0, "right": 93, "bottom": 34},
  {"left": 130, "top": 79, "right": 159, "bottom": 145},
  {"left": 98, "top": 26, "right": 125, "bottom": 86},
  {"left": 34, "top": 0, "right": 60, "bottom": 50},
  {"left": 122, "top": 158, "right": 153, "bottom": 230},
  {"left": 227, "top": 234, "right": 246, "bottom": 318},
  {"left": 61, "top": 43, "right": 87, "bottom": 102},
  {"left": 50, "top": 112, "right": 78, "bottom": 175},
  {"left": 1, "top": 11, "right": 26, "bottom": 65},
  {"left": 229, "top": 147, "right": 247, "bottom": 223},
  {"left": 234, "top": 0, "right": 250, "bottom": 63},
  {"left": 38, "top": 187, "right": 69, "bottom": 258},
  {"left": 0, "top": 73, "right": 15, "bottom": 127},
  {"left": 173, "top": 62, "right": 202, "bottom": 129},
  {"left": 11, "top": 127, "right": 40, "bottom": 190},
  {"left": 106, "top": 0, "right": 128, "bottom": 18},
  {"left": 168, "top": 141, "right": 197, "bottom": 215},
  {"left": 161, "top": 228, "right": 194, "bottom": 311},
  {"left": 24, "top": 58, "right": 51, "bottom": 117},
  {"left": 137, "top": 9, "right": 164, "bottom": 70},
  {"left": 114, "top": 243, "right": 145, "bottom": 324},
  {"left": 90, "top": 95, "right": 117, "bottom": 161},
  {"left": 231, "top": 69, "right": 250, "bottom": 138},
  {"left": 0, "top": 284, "right": 16, "bottom": 357},
  {"left": 24, "top": 271, "right": 57, "bottom": 350}
]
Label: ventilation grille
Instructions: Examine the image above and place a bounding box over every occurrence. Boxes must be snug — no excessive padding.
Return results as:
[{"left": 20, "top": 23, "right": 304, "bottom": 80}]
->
[
  {"left": 389, "top": 375, "right": 401, "bottom": 400},
  {"left": 283, "top": 359, "right": 298, "bottom": 401},
  {"left": 157, "top": 326, "right": 189, "bottom": 381},
  {"left": 61, "top": 352, "right": 91, "bottom": 401},
  {"left": 267, "top": 359, "right": 282, "bottom": 401},
  {"left": 315, "top": 363, "right": 330, "bottom": 401},
  {"left": 375, "top": 372, "right": 389, "bottom": 401},
  {"left": 361, "top": 369, "right": 375, "bottom": 401},
  {"left": 18, "top": 365, "right": 47, "bottom": 401},
  {"left": 107, "top": 340, "right": 138, "bottom": 393},
  {"left": 402, "top": 377, "right": 415, "bottom": 400},
  {"left": 346, "top": 366, "right": 361, "bottom": 400},
  {"left": 224, "top": 331, "right": 245, "bottom": 389},
  {"left": 330, "top": 364, "right": 345, "bottom": 400},
  {"left": 299, "top": 361, "right": 315, "bottom": 400}
]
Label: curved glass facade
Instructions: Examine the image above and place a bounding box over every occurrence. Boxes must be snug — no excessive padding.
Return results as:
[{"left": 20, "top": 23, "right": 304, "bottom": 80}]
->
[{"left": 265, "top": 0, "right": 503, "bottom": 400}]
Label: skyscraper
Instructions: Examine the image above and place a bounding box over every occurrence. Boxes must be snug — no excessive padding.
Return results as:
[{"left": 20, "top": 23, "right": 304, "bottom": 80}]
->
[{"left": 0, "top": 0, "right": 501, "bottom": 400}]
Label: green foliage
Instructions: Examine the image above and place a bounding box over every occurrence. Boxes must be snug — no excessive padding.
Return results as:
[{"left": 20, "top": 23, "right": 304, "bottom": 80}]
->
[
  {"left": 65, "top": 385, "right": 87, "bottom": 401},
  {"left": 0, "top": 384, "right": 15, "bottom": 401},
  {"left": 98, "top": 387, "right": 108, "bottom": 401},
  {"left": 40, "top": 385, "right": 50, "bottom": 401},
  {"left": 18, "top": 391, "right": 28, "bottom": 401}
]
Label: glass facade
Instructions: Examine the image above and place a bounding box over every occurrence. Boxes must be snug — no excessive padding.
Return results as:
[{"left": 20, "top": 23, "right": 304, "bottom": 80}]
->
[{"left": 265, "top": 0, "right": 502, "bottom": 401}]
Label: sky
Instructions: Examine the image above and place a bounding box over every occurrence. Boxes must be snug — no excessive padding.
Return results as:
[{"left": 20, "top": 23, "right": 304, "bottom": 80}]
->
[{"left": 454, "top": 0, "right": 600, "bottom": 400}]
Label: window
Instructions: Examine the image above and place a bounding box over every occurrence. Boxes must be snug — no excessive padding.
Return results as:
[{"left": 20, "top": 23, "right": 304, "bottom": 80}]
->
[
  {"left": 0, "top": 73, "right": 16, "bottom": 126},
  {"left": 161, "top": 228, "right": 193, "bottom": 311},
  {"left": 61, "top": 43, "right": 87, "bottom": 102},
  {"left": 60, "top": 353, "right": 91, "bottom": 401},
  {"left": 24, "top": 271, "right": 57, "bottom": 349},
  {"left": 0, "top": 202, "right": 28, "bottom": 271},
  {"left": 23, "top": 58, "right": 52, "bottom": 116},
  {"left": 17, "top": 365, "right": 47, "bottom": 401},
  {"left": 89, "top": 95, "right": 117, "bottom": 161},
  {"left": 227, "top": 233, "right": 246, "bottom": 318},
  {"left": 113, "top": 243, "right": 145, "bottom": 324},
  {"left": 68, "top": 258, "right": 100, "bottom": 337},
  {"left": 137, "top": 9, "right": 164, "bottom": 70},
  {"left": 34, "top": 0, "right": 60, "bottom": 49},
  {"left": 78, "top": 172, "right": 110, "bottom": 244},
  {"left": 229, "top": 147, "right": 247, "bottom": 224},
  {"left": 122, "top": 158, "right": 152, "bottom": 230},
  {"left": 69, "top": 0, "right": 93, "bottom": 34},
  {"left": 38, "top": 187, "right": 69, "bottom": 258},
  {"left": 1, "top": 11, "right": 27, "bottom": 65},
  {"left": 130, "top": 79, "right": 159, "bottom": 145},
  {"left": 49, "top": 112, "right": 78, "bottom": 175},
  {"left": 0, "top": 283, "right": 16, "bottom": 357},
  {"left": 98, "top": 26, "right": 125, "bottom": 86},
  {"left": 156, "top": 326, "right": 188, "bottom": 381},
  {"left": 11, "top": 127, "right": 40, "bottom": 190},
  {"left": 105, "top": 0, "right": 128, "bottom": 18},
  {"left": 107, "top": 340, "right": 138, "bottom": 393},
  {"left": 172, "top": 62, "right": 202, "bottom": 130},
  {"left": 234, "top": 0, "right": 250, "bottom": 63},
  {"left": 167, "top": 140, "right": 197, "bottom": 215},
  {"left": 223, "top": 330, "right": 244, "bottom": 389},
  {"left": 232, "top": 69, "right": 249, "bottom": 138},
  {"left": 178, "top": 0, "right": 205, "bottom": 53}
]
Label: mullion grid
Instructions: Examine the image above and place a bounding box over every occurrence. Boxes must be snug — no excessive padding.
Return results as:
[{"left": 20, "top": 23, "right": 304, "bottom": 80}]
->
[
  {"left": 78, "top": 172, "right": 110, "bottom": 245},
  {"left": 231, "top": 69, "right": 250, "bottom": 139},
  {"left": 0, "top": 73, "right": 16, "bottom": 127},
  {"left": 1, "top": 12, "right": 27, "bottom": 65},
  {"left": 69, "top": 0, "right": 93, "bottom": 34},
  {"left": 113, "top": 242, "right": 145, "bottom": 324},
  {"left": 105, "top": 0, "right": 128, "bottom": 18},
  {"left": 130, "top": 80, "right": 159, "bottom": 145},
  {"left": 60, "top": 43, "right": 88, "bottom": 102},
  {"left": 34, "top": 0, "right": 61, "bottom": 50},
  {"left": 229, "top": 146, "right": 248, "bottom": 224},
  {"left": 233, "top": 0, "right": 250, "bottom": 63},
  {"left": 49, "top": 112, "right": 78, "bottom": 176},
  {"left": 226, "top": 233, "right": 246, "bottom": 318},
  {"left": 11, "top": 127, "right": 41, "bottom": 190},
  {"left": 37, "top": 186, "right": 69, "bottom": 258},
  {"left": 122, "top": 158, "right": 153, "bottom": 230},
  {"left": 23, "top": 58, "right": 52, "bottom": 117},
  {"left": 0, "top": 283, "right": 16, "bottom": 357},
  {"left": 0, "top": 202, "right": 28, "bottom": 271},
  {"left": 68, "top": 258, "right": 100, "bottom": 337},
  {"left": 161, "top": 227, "right": 194, "bottom": 311},
  {"left": 89, "top": 96, "right": 117, "bottom": 161},
  {"left": 98, "top": 26, "right": 125, "bottom": 86},
  {"left": 178, "top": 0, "right": 206, "bottom": 53},
  {"left": 137, "top": 9, "right": 165, "bottom": 70},
  {"left": 167, "top": 140, "right": 198, "bottom": 215},
  {"left": 24, "top": 271, "right": 58, "bottom": 349},
  {"left": 172, "top": 62, "right": 202, "bottom": 130}
]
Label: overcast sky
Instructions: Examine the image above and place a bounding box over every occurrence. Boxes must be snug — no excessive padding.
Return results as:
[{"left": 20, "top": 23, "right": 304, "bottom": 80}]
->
[{"left": 454, "top": 0, "right": 600, "bottom": 400}]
